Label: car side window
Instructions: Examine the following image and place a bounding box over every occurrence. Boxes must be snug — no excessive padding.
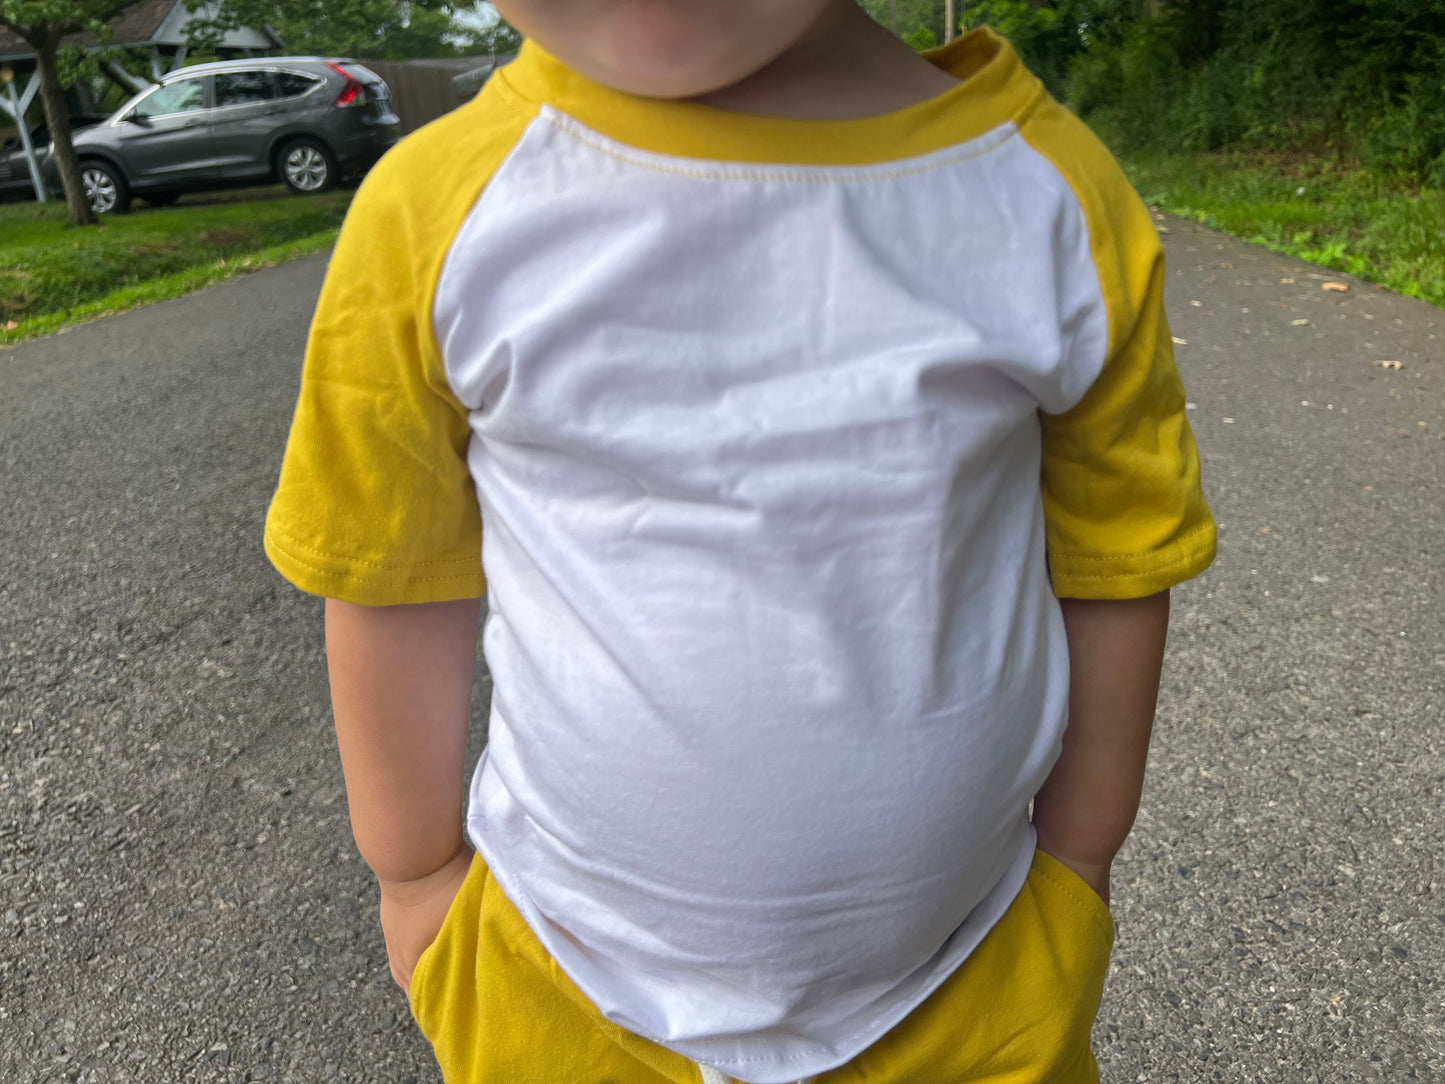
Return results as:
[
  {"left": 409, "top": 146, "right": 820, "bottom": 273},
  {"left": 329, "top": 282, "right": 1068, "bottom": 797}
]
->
[
  {"left": 275, "top": 72, "right": 321, "bottom": 99},
  {"left": 215, "top": 70, "right": 276, "bottom": 108},
  {"left": 133, "top": 79, "right": 207, "bottom": 120}
]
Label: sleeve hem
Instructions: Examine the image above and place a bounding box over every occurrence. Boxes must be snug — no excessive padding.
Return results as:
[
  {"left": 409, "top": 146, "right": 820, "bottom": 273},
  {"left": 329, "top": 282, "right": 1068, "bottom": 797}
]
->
[
  {"left": 263, "top": 520, "right": 486, "bottom": 606},
  {"left": 1050, "top": 520, "right": 1217, "bottom": 600}
]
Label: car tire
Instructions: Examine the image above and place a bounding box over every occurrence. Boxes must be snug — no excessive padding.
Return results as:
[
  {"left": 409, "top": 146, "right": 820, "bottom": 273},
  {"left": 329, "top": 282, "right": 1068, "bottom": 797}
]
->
[
  {"left": 81, "top": 160, "right": 130, "bottom": 214},
  {"left": 279, "top": 139, "right": 337, "bottom": 195}
]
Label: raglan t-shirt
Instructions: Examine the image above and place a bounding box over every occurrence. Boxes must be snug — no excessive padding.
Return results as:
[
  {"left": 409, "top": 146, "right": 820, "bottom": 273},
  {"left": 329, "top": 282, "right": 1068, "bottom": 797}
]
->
[{"left": 265, "top": 28, "right": 1216, "bottom": 1084}]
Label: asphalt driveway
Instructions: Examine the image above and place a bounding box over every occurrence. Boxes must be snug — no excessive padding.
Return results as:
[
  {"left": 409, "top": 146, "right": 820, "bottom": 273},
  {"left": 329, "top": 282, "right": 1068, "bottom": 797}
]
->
[{"left": 0, "top": 219, "right": 1441, "bottom": 1082}]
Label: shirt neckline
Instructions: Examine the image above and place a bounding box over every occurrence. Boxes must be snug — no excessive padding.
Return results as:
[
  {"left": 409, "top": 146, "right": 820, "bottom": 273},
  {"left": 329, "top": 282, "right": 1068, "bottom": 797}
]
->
[{"left": 491, "top": 27, "right": 1043, "bottom": 167}]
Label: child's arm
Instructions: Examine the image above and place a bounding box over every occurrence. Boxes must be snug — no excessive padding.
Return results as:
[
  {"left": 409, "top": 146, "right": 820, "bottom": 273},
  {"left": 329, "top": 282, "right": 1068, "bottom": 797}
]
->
[
  {"left": 325, "top": 597, "right": 481, "bottom": 990},
  {"left": 1032, "top": 589, "right": 1171, "bottom": 904}
]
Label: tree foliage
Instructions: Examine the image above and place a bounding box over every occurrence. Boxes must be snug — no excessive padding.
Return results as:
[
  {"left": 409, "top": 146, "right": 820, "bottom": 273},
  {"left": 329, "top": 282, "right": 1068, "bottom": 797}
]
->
[
  {"left": 185, "top": 0, "right": 520, "bottom": 61},
  {"left": 1060, "top": 0, "right": 1445, "bottom": 178},
  {"left": 860, "top": 0, "right": 1445, "bottom": 181},
  {"left": 857, "top": 0, "right": 950, "bottom": 44},
  {"left": 960, "top": 0, "right": 1127, "bottom": 95},
  {"left": 0, "top": 0, "right": 137, "bottom": 225}
]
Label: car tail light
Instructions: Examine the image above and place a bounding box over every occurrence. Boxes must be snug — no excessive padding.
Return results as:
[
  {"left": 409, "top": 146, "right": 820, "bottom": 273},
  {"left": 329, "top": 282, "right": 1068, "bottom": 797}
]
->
[{"left": 326, "top": 61, "right": 368, "bottom": 108}]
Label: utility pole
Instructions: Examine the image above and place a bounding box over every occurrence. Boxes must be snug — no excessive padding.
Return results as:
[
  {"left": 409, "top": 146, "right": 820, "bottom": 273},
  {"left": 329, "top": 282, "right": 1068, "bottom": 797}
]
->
[
  {"left": 945, "top": 0, "right": 956, "bottom": 42},
  {"left": 889, "top": 0, "right": 897, "bottom": 34}
]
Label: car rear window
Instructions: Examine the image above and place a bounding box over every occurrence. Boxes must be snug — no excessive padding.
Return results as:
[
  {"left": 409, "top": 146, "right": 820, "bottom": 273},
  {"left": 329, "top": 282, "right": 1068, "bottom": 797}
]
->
[
  {"left": 216, "top": 70, "right": 275, "bottom": 107},
  {"left": 276, "top": 72, "right": 321, "bottom": 98}
]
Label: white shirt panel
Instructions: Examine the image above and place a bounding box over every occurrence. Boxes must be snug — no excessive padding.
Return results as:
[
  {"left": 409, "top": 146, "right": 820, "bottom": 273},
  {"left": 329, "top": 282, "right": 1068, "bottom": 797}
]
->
[{"left": 433, "top": 109, "right": 1108, "bottom": 1082}]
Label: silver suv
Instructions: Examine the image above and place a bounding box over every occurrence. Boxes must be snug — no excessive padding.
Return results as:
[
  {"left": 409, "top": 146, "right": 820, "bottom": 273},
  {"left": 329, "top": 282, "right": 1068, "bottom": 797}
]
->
[{"left": 47, "top": 57, "right": 400, "bottom": 213}]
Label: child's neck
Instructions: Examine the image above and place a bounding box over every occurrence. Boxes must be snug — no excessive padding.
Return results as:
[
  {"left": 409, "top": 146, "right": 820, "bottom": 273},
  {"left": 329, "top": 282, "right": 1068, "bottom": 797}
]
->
[{"left": 690, "top": 5, "right": 960, "bottom": 120}]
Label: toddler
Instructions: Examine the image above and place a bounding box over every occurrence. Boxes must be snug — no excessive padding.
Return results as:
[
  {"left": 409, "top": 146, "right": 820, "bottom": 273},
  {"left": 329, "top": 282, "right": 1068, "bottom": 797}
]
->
[{"left": 265, "top": 2, "right": 1216, "bottom": 1081}]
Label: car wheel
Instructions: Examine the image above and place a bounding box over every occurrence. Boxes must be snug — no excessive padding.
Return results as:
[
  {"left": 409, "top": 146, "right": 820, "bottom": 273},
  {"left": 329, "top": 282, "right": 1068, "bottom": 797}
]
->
[
  {"left": 279, "top": 139, "right": 337, "bottom": 195},
  {"left": 81, "top": 161, "right": 130, "bottom": 214}
]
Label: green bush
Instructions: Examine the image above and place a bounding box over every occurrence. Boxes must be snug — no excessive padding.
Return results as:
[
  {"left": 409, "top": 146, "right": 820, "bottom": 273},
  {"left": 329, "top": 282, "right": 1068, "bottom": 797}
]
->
[
  {"left": 993, "top": 0, "right": 1444, "bottom": 175},
  {"left": 965, "top": 0, "right": 1125, "bottom": 98},
  {"left": 1068, "top": 20, "right": 1340, "bottom": 154},
  {"left": 870, "top": 0, "right": 1445, "bottom": 182},
  {"left": 1358, "top": 74, "right": 1445, "bottom": 182},
  {"left": 905, "top": 26, "right": 938, "bottom": 52}
]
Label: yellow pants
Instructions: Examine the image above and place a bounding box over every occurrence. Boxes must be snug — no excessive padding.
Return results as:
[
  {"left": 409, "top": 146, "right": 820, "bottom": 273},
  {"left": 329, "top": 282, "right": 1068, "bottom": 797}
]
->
[{"left": 409, "top": 849, "right": 1114, "bottom": 1084}]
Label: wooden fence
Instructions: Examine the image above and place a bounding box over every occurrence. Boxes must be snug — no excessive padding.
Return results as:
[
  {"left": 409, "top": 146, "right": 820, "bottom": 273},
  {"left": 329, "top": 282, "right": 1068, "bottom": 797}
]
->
[{"left": 359, "top": 57, "right": 508, "bottom": 136}]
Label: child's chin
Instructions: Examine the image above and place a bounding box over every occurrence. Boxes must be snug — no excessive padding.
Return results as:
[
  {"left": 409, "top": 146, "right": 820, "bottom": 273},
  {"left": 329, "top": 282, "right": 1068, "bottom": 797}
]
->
[{"left": 582, "top": 24, "right": 767, "bottom": 98}]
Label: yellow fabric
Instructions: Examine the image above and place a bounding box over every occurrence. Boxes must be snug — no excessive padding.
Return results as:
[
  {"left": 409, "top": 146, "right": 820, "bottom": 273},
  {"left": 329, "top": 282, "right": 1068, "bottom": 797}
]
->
[
  {"left": 491, "top": 29, "right": 1038, "bottom": 167},
  {"left": 409, "top": 849, "right": 1114, "bottom": 1084},
  {"left": 263, "top": 84, "right": 537, "bottom": 605},
  {"left": 1019, "top": 98, "right": 1216, "bottom": 599}
]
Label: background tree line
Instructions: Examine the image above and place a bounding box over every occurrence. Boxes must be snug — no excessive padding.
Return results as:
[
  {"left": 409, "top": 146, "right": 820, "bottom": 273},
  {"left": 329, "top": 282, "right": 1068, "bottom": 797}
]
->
[
  {"left": 860, "top": 0, "right": 1445, "bottom": 183},
  {"left": 183, "top": 0, "right": 519, "bottom": 62},
  {"left": 8, "top": 0, "right": 1441, "bottom": 227}
]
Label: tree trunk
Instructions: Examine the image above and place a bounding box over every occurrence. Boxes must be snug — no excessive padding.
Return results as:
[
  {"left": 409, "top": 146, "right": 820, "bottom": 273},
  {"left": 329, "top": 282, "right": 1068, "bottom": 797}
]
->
[{"left": 32, "top": 26, "right": 97, "bottom": 227}]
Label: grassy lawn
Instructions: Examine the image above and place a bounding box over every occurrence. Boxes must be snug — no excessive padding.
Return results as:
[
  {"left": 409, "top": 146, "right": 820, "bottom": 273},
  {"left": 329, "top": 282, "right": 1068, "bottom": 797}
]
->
[
  {"left": 1, "top": 186, "right": 352, "bottom": 346},
  {"left": 4, "top": 152, "right": 1440, "bottom": 350},
  {"left": 1112, "top": 146, "right": 1445, "bottom": 309}
]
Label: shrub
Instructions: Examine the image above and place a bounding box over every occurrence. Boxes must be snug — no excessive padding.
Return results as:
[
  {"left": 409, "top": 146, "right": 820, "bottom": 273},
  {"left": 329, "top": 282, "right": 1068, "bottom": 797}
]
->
[
  {"left": 1358, "top": 74, "right": 1445, "bottom": 182},
  {"left": 1029, "top": 0, "right": 1445, "bottom": 175},
  {"left": 905, "top": 26, "right": 938, "bottom": 52},
  {"left": 965, "top": 0, "right": 1125, "bottom": 99}
]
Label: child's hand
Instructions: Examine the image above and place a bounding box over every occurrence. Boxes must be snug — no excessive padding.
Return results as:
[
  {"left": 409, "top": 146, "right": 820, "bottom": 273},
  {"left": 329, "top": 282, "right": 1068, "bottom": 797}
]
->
[{"left": 377, "top": 844, "right": 474, "bottom": 994}]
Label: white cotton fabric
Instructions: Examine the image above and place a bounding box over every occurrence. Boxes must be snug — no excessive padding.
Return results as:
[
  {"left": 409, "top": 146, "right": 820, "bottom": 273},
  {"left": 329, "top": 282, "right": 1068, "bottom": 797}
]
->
[{"left": 433, "top": 108, "right": 1109, "bottom": 1082}]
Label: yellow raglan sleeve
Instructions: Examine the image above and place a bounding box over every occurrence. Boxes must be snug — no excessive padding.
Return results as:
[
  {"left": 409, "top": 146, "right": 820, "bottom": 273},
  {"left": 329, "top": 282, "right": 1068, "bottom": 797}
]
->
[
  {"left": 264, "top": 91, "right": 535, "bottom": 605},
  {"left": 1024, "top": 100, "right": 1217, "bottom": 599}
]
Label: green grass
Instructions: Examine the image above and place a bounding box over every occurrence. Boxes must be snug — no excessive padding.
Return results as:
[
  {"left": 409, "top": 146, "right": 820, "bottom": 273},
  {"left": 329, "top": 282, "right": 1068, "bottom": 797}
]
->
[
  {"left": 5, "top": 150, "right": 1441, "bottom": 351},
  {"left": 1, "top": 187, "right": 352, "bottom": 346},
  {"left": 1109, "top": 145, "right": 1445, "bottom": 308}
]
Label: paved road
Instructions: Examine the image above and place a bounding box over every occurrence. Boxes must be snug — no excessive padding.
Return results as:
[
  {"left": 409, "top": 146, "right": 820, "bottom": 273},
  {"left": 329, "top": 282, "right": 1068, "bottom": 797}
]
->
[{"left": 1, "top": 220, "right": 1441, "bottom": 1083}]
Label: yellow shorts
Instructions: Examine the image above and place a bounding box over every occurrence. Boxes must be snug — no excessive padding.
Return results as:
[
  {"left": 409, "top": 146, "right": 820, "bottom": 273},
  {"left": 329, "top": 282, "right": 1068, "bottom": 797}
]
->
[{"left": 409, "top": 848, "right": 1114, "bottom": 1084}]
